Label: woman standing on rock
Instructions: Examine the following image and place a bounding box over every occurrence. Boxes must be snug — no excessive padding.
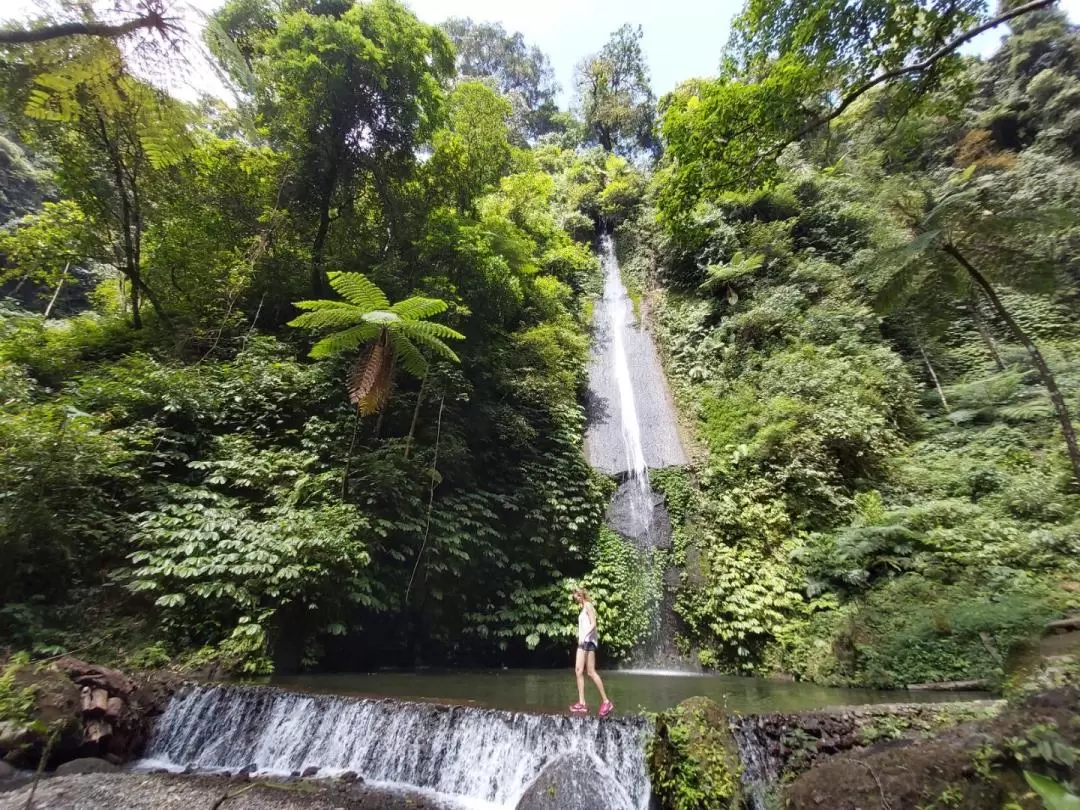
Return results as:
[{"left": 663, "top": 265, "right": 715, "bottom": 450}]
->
[{"left": 570, "top": 588, "right": 614, "bottom": 717}]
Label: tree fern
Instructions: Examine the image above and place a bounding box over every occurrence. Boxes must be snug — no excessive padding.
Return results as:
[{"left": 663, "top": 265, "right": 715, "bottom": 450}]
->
[{"left": 288, "top": 271, "right": 464, "bottom": 412}]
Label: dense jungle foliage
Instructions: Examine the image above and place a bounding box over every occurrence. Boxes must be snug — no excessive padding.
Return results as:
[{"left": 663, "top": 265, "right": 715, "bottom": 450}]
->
[
  {"left": 1, "top": 0, "right": 1079, "bottom": 690},
  {"left": 632, "top": 2, "right": 1080, "bottom": 688}
]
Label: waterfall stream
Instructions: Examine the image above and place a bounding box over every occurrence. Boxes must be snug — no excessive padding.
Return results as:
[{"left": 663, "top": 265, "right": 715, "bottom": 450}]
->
[
  {"left": 585, "top": 235, "right": 687, "bottom": 668},
  {"left": 586, "top": 235, "right": 686, "bottom": 544},
  {"left": 140, "top": 684, "right": 652, "bottom": 810}
]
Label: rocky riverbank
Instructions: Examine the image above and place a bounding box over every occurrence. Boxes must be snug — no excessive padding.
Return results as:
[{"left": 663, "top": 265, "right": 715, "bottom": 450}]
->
[
  {"left": 0, "top": 772, "right": 445, "bottom": 810},
  {"left": 782, "top": 686, "right": 1080, "bottom": 810},
  {"left": 0, "top": 657, "right": 180, "bottom": 770}
]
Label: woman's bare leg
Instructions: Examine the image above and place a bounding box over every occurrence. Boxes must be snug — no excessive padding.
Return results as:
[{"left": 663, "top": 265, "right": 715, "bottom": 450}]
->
[
  {"left": 574, "top": 647, "right": 587, "bottom": 704},
  {"left": 585, "top": 651, "right": 609, "bottom": 702}
]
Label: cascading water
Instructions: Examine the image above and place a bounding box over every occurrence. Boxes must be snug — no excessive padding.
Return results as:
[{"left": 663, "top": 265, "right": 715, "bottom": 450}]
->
[
  {"left": 599, "top": 235, "right": 654, "bottom": 542},
  {"left": 585, "top": 235, "right": 687, "bottom": 667},
  {"left": 586, "top": 235, "right": 686, "bottom": 544},
  {"left": 140, "top": 684, "right": 651, "bottom": 810}
]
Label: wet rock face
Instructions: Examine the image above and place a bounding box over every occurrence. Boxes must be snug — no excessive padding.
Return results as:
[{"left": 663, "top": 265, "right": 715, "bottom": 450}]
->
[
  {"left": 730, "top": 701, "right": 1003, "bottom": 787},
  {"left": 0, "top": 658, "right": 178, "bottom": 770},
  {"left": 514, "top": 754, "right": 630, "bottom": 810},
  {"left": 648, "top": 697, "right": 743, "bottom": 810},
  {"left": 782, "top": 687, "right": 1080, "bottom": 810}
]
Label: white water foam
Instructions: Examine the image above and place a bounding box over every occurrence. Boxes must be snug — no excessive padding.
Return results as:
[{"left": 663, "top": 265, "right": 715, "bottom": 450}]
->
[{"left": 141, "top": 685, "right": 651, "bottom": 810}]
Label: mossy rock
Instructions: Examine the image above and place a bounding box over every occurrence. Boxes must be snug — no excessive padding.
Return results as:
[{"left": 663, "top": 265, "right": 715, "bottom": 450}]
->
[
  {"left": 648, "top": 697, "right": 742, "bottom": 810},
  {"left": 1, "top": 664, "right": 81, "bottom": 767},
  {"left": 1005, "top": 630, "right": 1080, "bottom": 699},
  {"left": 783, "top": 687, "right": 1080, "bottom": 810}
]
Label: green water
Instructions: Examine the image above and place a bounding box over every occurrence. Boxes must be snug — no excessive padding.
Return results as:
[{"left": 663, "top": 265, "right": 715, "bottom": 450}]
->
[{"left": 266, "top": 669, "right": 988, "bottom": 715}]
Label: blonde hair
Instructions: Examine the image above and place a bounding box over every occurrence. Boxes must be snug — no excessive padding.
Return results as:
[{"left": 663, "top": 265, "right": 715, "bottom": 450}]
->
[{"left": 572, "top": 588, "right": 590, "bottom": 603}]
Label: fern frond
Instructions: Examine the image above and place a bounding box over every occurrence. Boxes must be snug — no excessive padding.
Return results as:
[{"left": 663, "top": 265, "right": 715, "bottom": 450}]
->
[
  {"left": 874, "top": 263, "right": 928, "bottom": 313},
  {"left": 347, "top": 332, "right": 391, "bottom": 413},
  {"left": 879, "top": 229, "right": 942, "bottom": 270},
  {"left": 390, "top": 297, "right": 449, "bottom": 321},
  {"left": 393, "top": 335, "right": 429, "bottom": 379},
  {"left": 698, "top": 251, "right": 765, "bottom": 292},
  {"left": 396, "top": 319, "right": 465, "bottom": 343},
  {"left": 308, "top": 324, "right": 382, "bottom": 358},
  {"left": 395, "top": 330, "right": 460, "bottom": 363},
  {"left": 328, "top": 272, "right": 390, "bottom": 312},
  {"left": 924, "top": 190, "right": 978, "bottom": 231},
  {"left": 288, "top": 302, "right": 368, "bottom": 329}
]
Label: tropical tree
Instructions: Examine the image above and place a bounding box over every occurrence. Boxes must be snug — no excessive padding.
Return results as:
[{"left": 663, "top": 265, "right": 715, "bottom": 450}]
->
[
  {"left": 573, "top": 24, "right": 655, "bottom": 156},
  {"left": 440, "top": 17, "right": 559, "bottom": 140},
  {"left": 249, "top": 0, "right": 454, "bottom": 294},
  {"left": 288, "top": 271, "right": 464, "bottom": 416},
  {"left": 723, "top": 0, "right": 1058, "bottom": 171},
  {"left": 1, "top": 40, "right": 192, "bottom": 327},
  {"left": 427, "top": 81, "right": 514, "bottom": 213},
  {"left": 877, "top": 175, "right": 1080, "bottom": 485}
]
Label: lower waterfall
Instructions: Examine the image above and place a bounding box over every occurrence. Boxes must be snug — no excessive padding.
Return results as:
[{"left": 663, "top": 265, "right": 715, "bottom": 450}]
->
[{"left": 140, "top": 684, "right": 652, "bottom": 810}]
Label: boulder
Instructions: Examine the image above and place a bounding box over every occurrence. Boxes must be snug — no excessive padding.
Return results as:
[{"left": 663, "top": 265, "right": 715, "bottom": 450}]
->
[
  {"left": 0, "top": 761, "right": 15, "bottom": 781},
  {"left": 105, "top": 697, "right": 125, "bottom": 720},
  {"left": 0, "top": 663, "right": 82, "bottom": 768},
  {"left": 54, "top": 757, "right": 119, "bottom": 776},
  {"left": 783, "top": 686, "right": 1080, "bottom": 810},
  {"left": 51, "top": 659, "right": 136, "bottom": 697},
  {"left": 515, "top": 754, "right": 633, "bottom": 810},
  {"left": 83, "top": 719, "right": 113, "bottom": 745},
  {"left": 301, "top": 766, "right": 319, "bottom": 778},
  {"left": 648, "top": 697, "right": 743, "bottom": 810}
]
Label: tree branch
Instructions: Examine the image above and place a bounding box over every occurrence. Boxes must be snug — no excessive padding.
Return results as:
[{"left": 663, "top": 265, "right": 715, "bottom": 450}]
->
[
  {"left": 755, "top": 0, "right": 1057, "bottom": 165},
  {"left": 0, "top": 11, "right": 170, "bottom": 46}
]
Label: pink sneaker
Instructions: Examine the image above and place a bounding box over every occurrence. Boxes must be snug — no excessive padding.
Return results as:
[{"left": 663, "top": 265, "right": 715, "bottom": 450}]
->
[
  {"left": 599, "top": 700, "right": 614, "bottom": 718},
  {"left": 569, "top": 702, "right": 588, "bottom": 714}
]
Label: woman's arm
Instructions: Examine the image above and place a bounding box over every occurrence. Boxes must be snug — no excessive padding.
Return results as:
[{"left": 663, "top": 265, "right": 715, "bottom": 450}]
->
[{"left": 586, "top": 603, "right": 597, "bottom": 634}]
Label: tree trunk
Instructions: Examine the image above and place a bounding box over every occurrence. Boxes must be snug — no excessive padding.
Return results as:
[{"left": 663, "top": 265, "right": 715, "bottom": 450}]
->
[
  {"left": 969, "top": 291, "right": 1005, "bottom": 371},
  {"left": 945, "top": 243, "right": 1080, "bottom": 487},
  {"left": 341, "top": 404, "right": 362, "bottom": 501},
  {"left": 404, "top": 373, "right": 428, "bottom": 459},
  {"left": 916, "top": 336, "right": 950, "bottom": 413},
  {"left": 311, "top": 168, "right": 338, "bottom": 296},
  {"left": 43, "top": 263, "right": 69, "bottom": 319}
]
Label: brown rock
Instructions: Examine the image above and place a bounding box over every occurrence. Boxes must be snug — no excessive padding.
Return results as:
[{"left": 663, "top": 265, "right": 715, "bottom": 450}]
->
[
  {"left": 52, "top": 658, "right": 136, "bottom": 697},
  {"left": 89, "top": 688, "right": 110, "bottom": 715},
  {"left": 105, "top": 696, "right": 125, "bottom": 720},
  {"left": 83, "top": 719, "right": 113, "bottom": 745},
  {"left": 54, "top": 757, "right": 119, "bottom": 776},
  {"left": 783, "top": 688, "right": 1080, "bottom": 810},
  {"left": 1046, "top": 616, "right": 1080, "bottom": 633}
]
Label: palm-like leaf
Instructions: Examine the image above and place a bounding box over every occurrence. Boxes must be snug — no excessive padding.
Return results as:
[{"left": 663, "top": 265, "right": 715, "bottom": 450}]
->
[
  {"left": 328, "top": 271, "right": 390, "bottom": 311},
  {"left": 393, "top": 320, "right": 464, "bottom": 363},
  {"left": 289, "top": 271, "right": 463, "bottom": 414},
  {"left": 390, "top": 297, "right": 449, "bottom": 320},
  {"left": 699, "top": 251, "right": 765, "bottom": 293},
  {"left": 308, "top": 324, "right": 383, "bottom": 359},
  {"left": 393, "top": 335, "right": 429, "bottom": 379},
  {"left": 288, "top": 301, "right": 370, "bottom": 330}
]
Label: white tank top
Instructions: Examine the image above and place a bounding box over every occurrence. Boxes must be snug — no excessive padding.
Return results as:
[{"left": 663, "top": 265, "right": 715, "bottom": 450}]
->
[{"left": 578, "top": 603, "right": 598, "bottom": 645}]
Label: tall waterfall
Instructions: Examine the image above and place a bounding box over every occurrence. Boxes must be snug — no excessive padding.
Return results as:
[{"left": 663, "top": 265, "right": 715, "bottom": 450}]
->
[
  {"left": 141, "top": 685, "right": 651, "bottom": 810},
  {"left": 585, "top": 235, "right": 687, "bottom": 666}
]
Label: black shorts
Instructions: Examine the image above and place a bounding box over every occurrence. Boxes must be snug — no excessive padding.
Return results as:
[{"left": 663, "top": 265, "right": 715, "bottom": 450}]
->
[{"left": 579, "top": 641, "right": 597, "bottom": 652}]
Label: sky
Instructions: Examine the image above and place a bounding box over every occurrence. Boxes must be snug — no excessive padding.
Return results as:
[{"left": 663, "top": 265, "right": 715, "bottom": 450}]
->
[{"left": 3, "top": 0, "right": 1080, "bottom": 104}]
